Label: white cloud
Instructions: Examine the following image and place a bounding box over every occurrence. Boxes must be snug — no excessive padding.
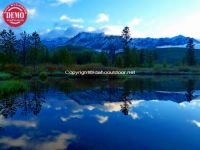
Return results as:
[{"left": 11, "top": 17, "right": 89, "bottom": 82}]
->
[
  {"left": 27, "top": 8, "right": 37, "bottom": 16},
  {"left": 102, "top": 25, "right": 123, "bottom": 35},
  {"left": 141, "top": 11, "right": 200, "bottom": 38},
  {"left": 55, "top": 107, "right": 62, "bottom": 110},
  {"left": 72, "top": 24, "right": 84, "bottom": 29},
  {"left": 39, "top": 28, "right": 51, "bottom": 35},
  {"left": 95, "top": 115, "right": 108, "bottom": 124},
  {"left": 20, "top": 0, "right": 41, "bottom": 5},
  {"left": 192, "top": 120, "right": 200, "bottom": 128},
  {"left": 180, "top": 100, "right": 200, "bottom": 109},
  {"left": 100, "top": 24, "right": 144, "bottom": 37},
  {"left": 60, "top": 115, "right": 83, "bottom": 122},
  {"left": 99, "top": 16, "right": 144, "bottom": 37},
  {"left": 37, "top": 133, "right": 76, "bottom": 150},
  {"left": 128, "top": 18, "right": 142, "bottom": 27},
  {"left": 96, "top": 13, "right": 109, "bottom": 23},
  {"left": 0, "top": 133, "right": 76, "bottom": 150},
  {"left": 72, "top": 108, "right": 83, "bottom": 113},
  {"left": 60, "top": 15, "right": 84, "bottom": 23},
  {"left": 86, "top": 27, "right": 96, "bottom": 32},
  {"left": 93, "top": 12, "right": 200, "bottom": 38},
  {"left": 0, "top": 115, "right": 37, "bottom": 128},
  {"left": 52, "top": 0, "right": 77, "bottom": 6},
  {"left": 54, "top": 26, "right": 66, "bottom": 30},
  {"left": 103, "top": 100, "right": 143, "bottom": 112},
  {"left": 129, "top": 112, "right": 139, "bottom": 119},
  {"left": 130, "top": 28, "right": 146, "bottom": 38},
  {"left": 43, "top": 103, "right": 52, "bottom": 109},
  {"left": 0, "top": 135, "right": 30, "bottom": 148},
  {"left": 179, "top": 103, "right": 187, "bottom": 108}
]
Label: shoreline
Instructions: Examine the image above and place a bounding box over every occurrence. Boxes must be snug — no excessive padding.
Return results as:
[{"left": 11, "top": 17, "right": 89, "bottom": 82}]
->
[{"left": 14, "top": 71, "right": 200, "bottom": 79}]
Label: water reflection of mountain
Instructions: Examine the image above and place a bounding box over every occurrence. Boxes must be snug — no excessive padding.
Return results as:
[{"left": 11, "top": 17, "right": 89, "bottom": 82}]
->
[
  {"left": 68, "top": 88, "right": 197, "bottom": 104},
  {"left": 0, "top": 77, "right": 198, "bottom": 118},
  {"left": 1, "top": 78, "right": 200, "bottom": 150}
]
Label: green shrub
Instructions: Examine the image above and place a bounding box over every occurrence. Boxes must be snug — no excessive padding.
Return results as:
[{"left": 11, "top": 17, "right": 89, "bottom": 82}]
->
[
  {"left": 39, "top": 72, "right": 48, "bottom": 80},
  {"left": 0, "top": 80, "right": 28, "bottom": 97},
  {"left": 0, "top": 72, "right": 12, "bottom": 80}
]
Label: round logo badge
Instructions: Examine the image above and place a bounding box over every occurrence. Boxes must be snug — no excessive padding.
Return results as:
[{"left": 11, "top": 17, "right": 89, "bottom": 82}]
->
[{"left": 2, "top": 3, "right": 28, "bottom": 28}]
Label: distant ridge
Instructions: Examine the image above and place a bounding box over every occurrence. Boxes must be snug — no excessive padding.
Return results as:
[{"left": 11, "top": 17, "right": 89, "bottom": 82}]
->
[{"left": 42, "top": 32, "right": 200, "bottom": 50}]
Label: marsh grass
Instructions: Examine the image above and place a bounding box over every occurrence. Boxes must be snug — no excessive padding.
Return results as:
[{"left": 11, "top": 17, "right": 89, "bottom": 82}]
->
[
  {"left": 0, "top": 80, "right": 28, "bottom": 97},
  {"left": 0, "top": 72, "right": 12, "bottom": 80}
]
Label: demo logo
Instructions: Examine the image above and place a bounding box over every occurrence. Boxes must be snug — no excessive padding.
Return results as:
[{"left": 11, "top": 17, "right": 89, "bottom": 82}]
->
[{"left": 2, "top": 3, "right": 28, "bottom": 28}]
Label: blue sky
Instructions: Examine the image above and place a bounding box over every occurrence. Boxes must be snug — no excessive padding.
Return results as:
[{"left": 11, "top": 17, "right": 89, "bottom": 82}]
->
[{"left": 1, "top": 0, "right": 200, "bottom": 38}]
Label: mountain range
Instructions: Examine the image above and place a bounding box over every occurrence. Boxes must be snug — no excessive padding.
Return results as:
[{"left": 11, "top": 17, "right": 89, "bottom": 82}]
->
[{"left": 42, "top": 32, "right": 200, "bottom": 50}]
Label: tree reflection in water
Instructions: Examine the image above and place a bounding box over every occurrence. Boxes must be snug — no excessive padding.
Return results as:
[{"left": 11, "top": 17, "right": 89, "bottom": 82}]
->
[
  {"left": 0, "top": 79, "right": 45, "bottom": 118},
  {"left": 31, "top": 80, "right": 45, "bottom": 115},
  {"left": 120, "top": 80, "right": 133, "bottom": 116},
  {"left": 185, "top": 79, "right": 195, "bottom": 102},
  {"left": 120, "top": 97, "right": 132, "bottom": 115},
  {"left": 0, "top": 97, "right": 17, "bottom": 118}
]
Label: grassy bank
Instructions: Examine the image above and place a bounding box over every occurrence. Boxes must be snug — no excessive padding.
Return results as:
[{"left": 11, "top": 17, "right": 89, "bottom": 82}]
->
[
  {"left": 0, "top": 72, "right": 12, "bottom": 80},
  {"left": 1, "top": 64, "right": 200, "bottom": 80},
  {"left": 0, "top": 80, "right": 28, "bottom": 98}
]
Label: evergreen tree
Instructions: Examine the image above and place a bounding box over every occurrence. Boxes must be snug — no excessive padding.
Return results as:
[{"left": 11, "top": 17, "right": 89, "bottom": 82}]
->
[
  {"left": 130, "top": 49, "right": 139, "bottom": 67},
  {"left": 60, "top": 48, "right": 72, "bottom": 66},
  {"left": 29, "top": 32, "right": 41, "bottom": 71},
  {"left": 115, "top": 55, "right": 124, "bottom": 67},
  {"left": 122, "top": 26, "right": 131, "bottom": 49},
  {"left": 108, "top": 43, "right": 117, "bottom": 65},
  {"left": 98, "top": 52, "right": 108, "bottom": 66},
  {"left": 0, "top": 29, "right": 17, "bottom": 63},
  {"left": 76, "top": 50, "right": 94, "bottom": 65},
  {"left": 122, "top": 26, "right": 131, "bottom": 67},
  {"left": 146, "top": 51, "right": 154, "bottom": 67},
  {"left": 139, "top": 49, "right": 145, "bottom": 66},
  {"left": 19, "top": 31, "right": 31, "bottom": 66},
  {"left": 185, "top": 38, "right": 196, "bottom": 66},
  {"left": 38, "top": 45, "right": 49, "bottom": 64}
]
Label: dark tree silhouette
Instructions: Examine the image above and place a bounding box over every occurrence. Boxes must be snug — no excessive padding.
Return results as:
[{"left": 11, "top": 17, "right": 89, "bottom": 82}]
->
[
  {"left": 31, "top": 79, "right": 45, "bottom": 115},
  {"left": 185, "top": 38, "right": 196, "bottom": 66},
  {"left": 20, "top": 31, "right": 31, "bottom": 66},
  {"left": 122, "top": 26, "right": 131, "bottom": 49},
  {"left": 0, "top": 29, "right": 17, "bottom": 63},
  {"left": 0, "top": 97, "right": 17, "bottom": 118},
  {"left": 29, "top": 31, "right": 41, "bottom": 72},
  {"left": 185, "top": 79, "right": 195, "bottom": 102},
  {"left": 108, "top": 43, "right": 117, "bottom": 65},
  {"left": 122, "top": 26, "right": 131, "bottom": 67},
  {"left": 139, "top": 49, "right": 145, "bottom": 65},
  {"left": 120, "top": 97, "right": 132, "bottom": 116},
  {"left": 120, "top": 80, "right": 132, "bottom": 115}
]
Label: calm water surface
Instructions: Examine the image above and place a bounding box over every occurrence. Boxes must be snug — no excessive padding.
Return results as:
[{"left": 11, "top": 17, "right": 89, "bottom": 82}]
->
[{"left": 0, "top": 76, "right": 200, "bottom": 150}]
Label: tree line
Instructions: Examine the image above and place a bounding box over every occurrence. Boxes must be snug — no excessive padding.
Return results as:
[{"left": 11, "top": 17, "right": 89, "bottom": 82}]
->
[{"left": 0, "top": 28, "right": 196, "bottom": 69}]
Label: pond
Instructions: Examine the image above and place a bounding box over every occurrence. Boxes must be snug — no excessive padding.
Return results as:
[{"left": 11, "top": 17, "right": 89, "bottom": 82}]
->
[{"left": 0, "top": 76, "right": 200, "bottom": 150}]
